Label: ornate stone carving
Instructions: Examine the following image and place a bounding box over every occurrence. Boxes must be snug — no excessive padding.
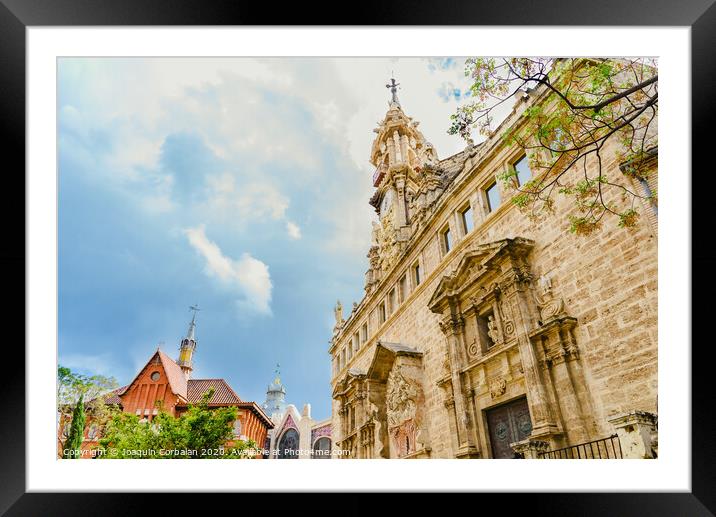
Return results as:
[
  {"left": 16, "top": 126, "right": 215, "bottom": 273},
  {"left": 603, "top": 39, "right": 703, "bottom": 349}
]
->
[
  {"left": 499, "top": 300, "right": 516, "bottom": 338},
  {"left": 385, "top": 366, "right": 426, "bottom": 457},
  {"left": 439, "top": 314, "right": 464, "bottom": 336},
  {"left": 533, "top": 273, "right": 567, "bottom": 322},
  {"left": 467, "top": 338, "right": 479, "bottom": 357},
  {"left": 386, "top": 369, "right": 418, "bottom": 427},
  {"left": 489, "top": 377, "right": 507, "bottom": 399},
  {"left": 535, "top": 320, "right": 580, "bottom": 368},
  {"left": 374, "top": 207, "right": 401, "bottom": 273}
]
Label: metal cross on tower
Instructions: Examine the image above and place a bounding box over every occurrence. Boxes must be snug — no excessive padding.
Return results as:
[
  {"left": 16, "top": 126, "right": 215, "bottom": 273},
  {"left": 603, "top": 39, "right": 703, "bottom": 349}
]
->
[{"left": 386, "top": 74, "right": 400, "bottom": 105}]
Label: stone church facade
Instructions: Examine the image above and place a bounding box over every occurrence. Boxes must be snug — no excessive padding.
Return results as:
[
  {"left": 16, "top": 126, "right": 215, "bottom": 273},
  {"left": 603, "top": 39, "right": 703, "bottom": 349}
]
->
[{"left": 329, "top": 61, "right": 658, "bottom": 459}]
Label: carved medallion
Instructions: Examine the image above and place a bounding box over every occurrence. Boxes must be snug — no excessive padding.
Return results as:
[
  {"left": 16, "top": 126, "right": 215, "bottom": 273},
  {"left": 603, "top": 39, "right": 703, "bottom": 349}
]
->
[{"left": 489, "top": 377, "right": 507, "bottom": 399}]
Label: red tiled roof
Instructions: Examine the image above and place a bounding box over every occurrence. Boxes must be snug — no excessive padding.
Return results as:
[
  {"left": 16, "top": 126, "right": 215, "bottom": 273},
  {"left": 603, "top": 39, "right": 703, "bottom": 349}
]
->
[
  {"left": 102, "top": 386, "right": 128, "bottom": 406},
  {"left": 185, "top": 379, "right": 242, "bottom": 405},
  {"left": 156, "top": 349, "right": 188, "bottom": 400}
]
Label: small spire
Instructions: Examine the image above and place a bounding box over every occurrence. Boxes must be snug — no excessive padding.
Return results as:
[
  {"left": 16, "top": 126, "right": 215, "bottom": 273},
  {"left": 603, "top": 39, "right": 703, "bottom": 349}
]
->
[
  {"left": 274, "top": 362, "right": 281, "bottom": 383},
  {"left": 186, "top": 304, "right": 200, "bottom": 341}
]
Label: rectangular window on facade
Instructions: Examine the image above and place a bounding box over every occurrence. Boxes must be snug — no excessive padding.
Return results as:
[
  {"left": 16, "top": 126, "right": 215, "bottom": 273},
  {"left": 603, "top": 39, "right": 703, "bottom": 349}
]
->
[
  {"left": 399, "top": 274, "right": 408, "bottom": 302},
  {"left": 379, "top": 302, "right": 386, "bottom": 324},
  {"left": 441, "top": 226, "right": 452, "bottom": 254},
  {"left": 460, "top": 204, "right": 474, "bottom": 235},
  {"left": 514, "top": 155, "right": 532, "bottom": 186},
  {"left": 485, "top": 181, "right": 501, "bottom": 213},
  {"left": 353, "top": 332, "right": 360, "bottom": 353},
  {"left": 361, "top": 323, "right": 368, "bottom": 344},
  {"left": 388, "top": 288, "right": 397, "bottom": 314}
]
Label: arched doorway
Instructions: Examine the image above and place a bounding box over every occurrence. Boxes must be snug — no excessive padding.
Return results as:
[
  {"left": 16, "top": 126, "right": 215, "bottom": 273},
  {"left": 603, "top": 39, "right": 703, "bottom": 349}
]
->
[
  {"left": 277, "top": 428, "right": 299, "bottom": 459},
  {"left": 312, "top": 437, "right": 332, "bottom": 459}
]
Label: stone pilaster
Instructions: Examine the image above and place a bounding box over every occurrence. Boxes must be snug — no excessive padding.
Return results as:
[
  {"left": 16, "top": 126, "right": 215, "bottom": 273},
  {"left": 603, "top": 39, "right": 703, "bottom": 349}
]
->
[
  {"left": 439, "top": 313, "right": 479, "bottom": 457},
  {"left": 504, "top": 282, "right": 561, "bottom": 440}
]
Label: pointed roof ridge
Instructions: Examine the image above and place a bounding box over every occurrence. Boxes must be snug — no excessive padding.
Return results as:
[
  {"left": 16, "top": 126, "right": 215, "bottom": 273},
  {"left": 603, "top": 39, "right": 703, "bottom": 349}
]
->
[
  {"left": 155, "top": 349, "right": 189, "bottom": 399},
  {"left": 118, "top": 349, "right": 188, "bottom": 403}
]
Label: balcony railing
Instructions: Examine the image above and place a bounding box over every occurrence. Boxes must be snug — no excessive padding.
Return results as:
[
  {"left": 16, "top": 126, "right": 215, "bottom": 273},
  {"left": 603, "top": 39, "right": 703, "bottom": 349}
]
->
[
  {"left": 373, "top": 164, "right": 387, "bottom": 187},
  {"left": 538, "top": 434, "right": 623, "bottom": 459}
]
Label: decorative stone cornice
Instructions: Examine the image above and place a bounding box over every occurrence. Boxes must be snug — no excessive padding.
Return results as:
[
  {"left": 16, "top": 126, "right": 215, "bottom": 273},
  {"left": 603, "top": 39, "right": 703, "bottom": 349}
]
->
[{"left": 428, "top": 237, "right": 535, "bottom": 314}]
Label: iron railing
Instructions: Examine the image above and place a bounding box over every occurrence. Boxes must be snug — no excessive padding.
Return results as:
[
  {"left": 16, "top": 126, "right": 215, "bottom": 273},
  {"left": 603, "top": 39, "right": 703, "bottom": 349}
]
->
[{"left": 538, "top": 434, "right": 623, "bottom": 459}]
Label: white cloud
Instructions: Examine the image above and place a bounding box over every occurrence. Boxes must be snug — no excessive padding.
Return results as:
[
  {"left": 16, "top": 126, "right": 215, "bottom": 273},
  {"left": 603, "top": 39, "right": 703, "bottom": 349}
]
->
[
  {"left": 286, "top": 220, "right": 302, "bottom": 240},
  {"left": 60, "top": 56, "right": 481, "bottom": 273},
  {"left": 203, "top": 173, "right": 289, "bottom": 225},
  {"left": 184, "top": 225, "right": 272, "bottom": 315}
]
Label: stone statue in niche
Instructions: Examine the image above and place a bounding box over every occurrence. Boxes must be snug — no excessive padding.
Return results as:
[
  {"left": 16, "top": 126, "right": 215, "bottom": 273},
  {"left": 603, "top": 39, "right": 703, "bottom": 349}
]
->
[{"left": 487, "top": 315, "right": 501, "bottom": 345}]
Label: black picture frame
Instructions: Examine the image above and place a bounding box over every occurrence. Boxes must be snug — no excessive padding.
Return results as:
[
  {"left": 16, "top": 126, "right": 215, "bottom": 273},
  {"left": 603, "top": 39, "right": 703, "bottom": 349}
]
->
[{"left": 2, "top": 0, "right": 711, "bottom": 514}]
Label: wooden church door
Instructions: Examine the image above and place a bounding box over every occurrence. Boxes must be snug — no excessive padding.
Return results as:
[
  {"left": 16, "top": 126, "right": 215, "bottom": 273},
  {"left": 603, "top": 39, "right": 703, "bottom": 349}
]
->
[{"left": 486, "top": 397, "right": 533, "bottom": 458}]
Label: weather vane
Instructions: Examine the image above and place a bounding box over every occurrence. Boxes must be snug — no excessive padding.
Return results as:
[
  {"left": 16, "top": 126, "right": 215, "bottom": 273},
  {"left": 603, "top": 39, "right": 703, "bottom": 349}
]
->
[{"left": 386, "top": 72, "right": 400, "bottom": 105}]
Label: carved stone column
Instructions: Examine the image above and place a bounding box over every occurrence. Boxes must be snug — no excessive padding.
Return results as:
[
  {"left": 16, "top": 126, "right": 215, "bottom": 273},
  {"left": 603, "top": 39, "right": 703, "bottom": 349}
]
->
[
  {"left": 540, "top": 320, "right": 588, "bottom": 443},
  {"left": 502, "top": 275, "right": 561, "bottom": 439},
  {"left": 439, "top": 312, "right": 479, "bottom": 458}
]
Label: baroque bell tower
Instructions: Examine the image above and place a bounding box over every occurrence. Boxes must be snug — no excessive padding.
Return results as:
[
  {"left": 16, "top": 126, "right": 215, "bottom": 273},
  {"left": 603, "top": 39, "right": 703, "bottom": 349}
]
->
[{"left": 365, "top": 76, "right": 440, "bottom": 293}]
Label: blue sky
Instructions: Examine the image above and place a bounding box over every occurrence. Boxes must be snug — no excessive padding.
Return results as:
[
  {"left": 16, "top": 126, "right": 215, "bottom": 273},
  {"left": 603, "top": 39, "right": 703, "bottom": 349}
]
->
[{"left": 58, "top": 57, "right": 473, "bottom": 420}]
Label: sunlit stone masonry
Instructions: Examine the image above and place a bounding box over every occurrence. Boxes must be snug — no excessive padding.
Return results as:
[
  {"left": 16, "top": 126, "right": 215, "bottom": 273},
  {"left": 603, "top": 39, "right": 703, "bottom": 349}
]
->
[{"left": 328, "top": 62, "right": 658, "bottom": 459}]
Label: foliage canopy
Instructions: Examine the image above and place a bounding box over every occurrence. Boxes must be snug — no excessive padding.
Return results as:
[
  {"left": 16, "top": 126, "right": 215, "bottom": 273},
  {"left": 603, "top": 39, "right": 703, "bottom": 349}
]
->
[
  {"left": 448, "top": 58, "right": 658, "bottom": 234},
  {"left": 96, "top": 388, "right": 258, "bottom": 459}
]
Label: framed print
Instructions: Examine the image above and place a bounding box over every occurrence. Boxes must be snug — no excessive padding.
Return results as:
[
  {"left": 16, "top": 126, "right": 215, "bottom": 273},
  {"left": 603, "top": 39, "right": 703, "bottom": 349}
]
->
[{"left": 2, "top": 0, "right": 713, "bottom": 513}]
